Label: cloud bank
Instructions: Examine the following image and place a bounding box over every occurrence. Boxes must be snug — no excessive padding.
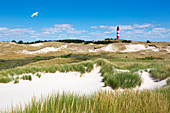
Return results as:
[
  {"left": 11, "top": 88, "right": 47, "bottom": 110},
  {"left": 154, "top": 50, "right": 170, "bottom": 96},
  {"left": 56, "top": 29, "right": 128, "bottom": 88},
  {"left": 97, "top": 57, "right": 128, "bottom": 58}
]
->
[{"left": 0, "top": 23, "right": 169, "bottom": 42}]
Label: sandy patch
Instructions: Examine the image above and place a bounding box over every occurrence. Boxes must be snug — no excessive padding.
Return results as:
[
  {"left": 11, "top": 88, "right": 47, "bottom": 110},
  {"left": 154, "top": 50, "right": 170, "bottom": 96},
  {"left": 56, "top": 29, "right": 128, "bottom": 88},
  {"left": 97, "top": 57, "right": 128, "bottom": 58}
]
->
[
  {"left": 134, "top": 70, "right": 169, "bottom": 90},
  {"left": 114, "top": 68, "right": 130, "bottom": 73},
  {"left": 89, "top": 44, "right": 118, "bottom": 52},
  {"left": 30, "top": 43, "right": 43, "bottom": 47},
  {"left": 166, "top": 47, "right": 170, "bottom": 53},
  {"left": 100, "top": 44, "right": 118, "bottom": 52},
  {"left": 147, "top": 46, "right": 159, "bottom": 52},
  {"left": 121, "top": 44, "right": 159, "bottom": 52},
  {"left": 15, "top": 45, "right": 68, "bottom": 54},
  {"left": 0, "top": 65, "right": 106, "bottom": 110},
  {"left": 9, "top": 42, "right": 17, "bottom": 45},
  {"left": 68, "top": 46, "right": 87, "bottom": 53},
  {"left": 89, "top": 44, "right": 160, "bottom": 53}
]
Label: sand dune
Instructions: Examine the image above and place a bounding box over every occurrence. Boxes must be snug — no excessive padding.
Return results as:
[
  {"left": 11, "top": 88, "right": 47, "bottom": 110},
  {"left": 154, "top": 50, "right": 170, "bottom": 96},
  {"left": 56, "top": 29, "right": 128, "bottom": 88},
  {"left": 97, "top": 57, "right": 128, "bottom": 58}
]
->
[
  {"left": 135, "top": 70, "right": 168, "bottom": 90},
  {"left": 89, "top": 44, "right": 160, "bottom": 53},
  {"left": 15, "top": 45, "right": 68, "bottom": 54},
  {"left": 0, "top": 65, "right": 105, "bottom": 110},
  {"left": 30, "top": 43, "right": 43, "bottom": 46}
]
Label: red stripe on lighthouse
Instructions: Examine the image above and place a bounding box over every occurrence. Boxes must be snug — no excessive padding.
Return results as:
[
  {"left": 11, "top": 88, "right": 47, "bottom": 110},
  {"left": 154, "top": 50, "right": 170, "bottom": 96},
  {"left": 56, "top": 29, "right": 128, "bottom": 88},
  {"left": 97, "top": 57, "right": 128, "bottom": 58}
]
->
[{"left": 117, "top": 26, "right": 119, "bottom": 39}]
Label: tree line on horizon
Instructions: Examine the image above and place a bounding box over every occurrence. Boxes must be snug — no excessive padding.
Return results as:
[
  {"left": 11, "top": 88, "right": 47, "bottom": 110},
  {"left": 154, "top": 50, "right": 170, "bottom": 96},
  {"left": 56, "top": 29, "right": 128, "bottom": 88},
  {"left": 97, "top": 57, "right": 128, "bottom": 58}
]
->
[{"left": 10, "top": 38, "right": 133, "bottom": 44}]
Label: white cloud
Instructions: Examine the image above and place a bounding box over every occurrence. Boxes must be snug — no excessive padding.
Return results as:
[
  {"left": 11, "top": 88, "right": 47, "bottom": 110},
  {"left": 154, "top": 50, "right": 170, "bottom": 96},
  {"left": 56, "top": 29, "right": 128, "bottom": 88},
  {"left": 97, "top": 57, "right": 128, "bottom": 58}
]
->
[
  {"left": 120, "top": 27, "right": 170, "bottom": 40},
  {"left": 0, "top": 27, "right": 9, "bottom": 30},
  {"left": 119, "top": 25, "right": 133, "bottom": 30},
  {"left": 10, "top": 28, "right": 35, "bottom": 33},
  {"left": 107, "top": 26, "right": 116, "bottom": 30},
  {"left": 132, "top": 29, "right": 145, "bottom": 33},
  {"left": 98, "top": 25, "right": 133, "bottom": 30},
  {"left": 104, "top": 31, "right": 112, "bottom": 34},
  {"left": 57, "top": 34, "right": 68, "bottom": 38},
  {"left": 42, "top": 24, "right": 87, "bottom": 35},
  {"left": 90, "top": 26, "right": 98, "bottom": 29},
  {"left": 0, "top": 23, "right": 170, "bottom": 42},
  {"left": 99, "top": 25, "right": 108, "bottom": 29},
  {"left": 54, "top": 24, "right": 72, "bottom": 28},
  {"left": 80, "top": 35, "right": 90, "bottom": 38},
  {"left": 151, "top": 28, "right": 170, "bottom": 33},
  {"left": 0, "top": 27, "right": 36, "bottom": 41},
  {"left": 134, "top": 24, "right": 155, "bottom": 28},
  {"left": 67, "top": 30, "right": 87, "bottom": 34},
  {"left": 0, "top": 28, "right": 35, "bottom": 36},
  {"left": 88, "top": 31, "right": 114, "bottom": 40},
  {"left": 14, "top": 25, "right": 22, "bottom": 27},
  {"left": 104, "top": 30, "right": 116, "bottom": 34},
  {"left": 69, "top": 37, "right": 77, "bottom": 39}
]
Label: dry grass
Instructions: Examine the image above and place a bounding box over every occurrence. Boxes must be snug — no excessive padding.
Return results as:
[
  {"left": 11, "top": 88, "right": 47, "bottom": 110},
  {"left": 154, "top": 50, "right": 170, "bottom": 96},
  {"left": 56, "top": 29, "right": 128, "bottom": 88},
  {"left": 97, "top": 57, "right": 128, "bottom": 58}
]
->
[
  {"left": 28, "top": 58, "right": 78, "bottom": 67},
  {"left": 0, "top": 41, "right": 169, "bottom": 59},
  {"left": 6, "top": 89, "right": 169, "bottom": 113}
]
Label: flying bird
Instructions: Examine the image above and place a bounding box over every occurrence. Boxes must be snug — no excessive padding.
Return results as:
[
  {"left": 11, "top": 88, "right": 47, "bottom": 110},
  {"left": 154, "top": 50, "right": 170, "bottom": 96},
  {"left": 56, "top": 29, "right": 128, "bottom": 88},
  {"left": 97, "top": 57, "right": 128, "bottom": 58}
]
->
[{"left": 31, "top": 12, "right": 39, "bottom": 19}]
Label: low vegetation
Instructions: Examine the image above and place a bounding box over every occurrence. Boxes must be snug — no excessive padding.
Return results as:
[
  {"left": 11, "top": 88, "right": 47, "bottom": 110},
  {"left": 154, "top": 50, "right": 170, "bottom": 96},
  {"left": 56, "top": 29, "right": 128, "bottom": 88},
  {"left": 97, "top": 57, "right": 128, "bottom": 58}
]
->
[
  {"left": 150, "top": 65, "right": 170, "bottom": 80},
  {"left": 107, "top": 72, "right": 141, "bottom": 88},
  {"left": 36, "top": 73, "right": 41, "bottom": 78},
  {"left": 95, "top": 59, "right": 141, "bottom": 88},
  {"left": 1, "top": 57, "right": 169, "bottom": 88},
  {"left": 166, "top": 78, "right": 170, "bottom": 85},
  {"left": 0, "top": 59, "right": 141, "bottom": 89},
  {"left": 21, "top": 75, "right": 32, "bottom": 81},
  {"left": 0, "top": 56, "right": 57, "bottom": 71},
  {"left": 14, "top": 79, "right": 19, "bottom": 84},
  {"left": 7, "top": 89, "right": 169, "bottom": 113}
]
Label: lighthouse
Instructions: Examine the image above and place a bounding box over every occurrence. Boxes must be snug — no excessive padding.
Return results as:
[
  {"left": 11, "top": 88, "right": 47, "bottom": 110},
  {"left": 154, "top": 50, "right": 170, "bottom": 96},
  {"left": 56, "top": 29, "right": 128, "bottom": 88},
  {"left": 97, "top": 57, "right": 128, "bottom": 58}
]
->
[{"left": 117, "top": 25, "right": 119, "bottom": 40}]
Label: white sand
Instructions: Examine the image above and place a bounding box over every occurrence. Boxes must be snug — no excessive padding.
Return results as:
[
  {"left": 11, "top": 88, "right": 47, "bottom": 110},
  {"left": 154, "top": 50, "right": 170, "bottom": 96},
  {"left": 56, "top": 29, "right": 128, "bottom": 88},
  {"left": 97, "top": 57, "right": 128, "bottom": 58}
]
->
[
  {"left": 89, "top": 44, "right": 159, "bottom": 53},
  {"left": 121, "top": 44, "right": 147, "bottom": 52},
  {"left": 0, "top": 65, "right": 106, "bottom": 110},
  {"left": 9, "top": 42, "right": 17, "bottom": 45},
  {"left": 100, "top": 44, "right": 118, "bottom": 52},
  {"left": 121, "top": 44, "right": 159, "bottom": 52},
  {"left": 16, "top": 45, "right": 68, "bottom": 54},
  {"left": 166, "top": 47, "right": 170, "bottom": 53},
  {"left": 0, "top": 67, "right": 168, "bottom": 110},
  {"left": 147, "top": 46, "right": 159, "bottom": 52},
  {"left": 30, "top": 43, "right": 43, "bottom": 46},
  {"left": 89, "top": 49, "right": 100, "bottom": 52},
  {"left": 114, "top": 68, "right": 130, "bottom": 73},
  {"left": 89, "top": 44, "right": 118, "bottom": 52},
  {"left": 134, "top": 70, "right": 169, "bottom": 90}
]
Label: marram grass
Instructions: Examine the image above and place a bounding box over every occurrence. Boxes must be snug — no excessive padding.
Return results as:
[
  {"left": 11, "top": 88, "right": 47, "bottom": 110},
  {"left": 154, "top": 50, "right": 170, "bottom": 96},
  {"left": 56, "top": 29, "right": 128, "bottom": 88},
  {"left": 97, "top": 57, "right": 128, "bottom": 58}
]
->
[
  {"left": 150, "top": 64, "right": 170, "bottom": 80},
  {"left": 0, "top": 59, "right": 142, "bottom": 89},
  {"left": 95, "top": 59, "right": 141, "bottom": 88},
  {"left": 5, "top": 90, "right": 169, "bottom": 113}
]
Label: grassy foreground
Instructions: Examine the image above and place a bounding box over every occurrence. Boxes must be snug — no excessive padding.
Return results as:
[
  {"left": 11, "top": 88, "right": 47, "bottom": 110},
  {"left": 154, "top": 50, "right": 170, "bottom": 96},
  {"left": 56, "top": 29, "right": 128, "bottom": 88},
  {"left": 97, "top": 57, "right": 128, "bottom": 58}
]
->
[{"left": 5, "top": 88, "right": 169, "bottom": 113}]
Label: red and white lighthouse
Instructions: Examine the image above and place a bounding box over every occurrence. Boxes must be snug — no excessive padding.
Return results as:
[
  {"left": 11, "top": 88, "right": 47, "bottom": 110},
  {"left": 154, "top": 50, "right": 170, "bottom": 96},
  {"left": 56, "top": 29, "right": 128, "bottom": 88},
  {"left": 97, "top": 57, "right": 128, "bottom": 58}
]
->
[{"left": 117, "top": 25, "right": 119, "bottom": 40}]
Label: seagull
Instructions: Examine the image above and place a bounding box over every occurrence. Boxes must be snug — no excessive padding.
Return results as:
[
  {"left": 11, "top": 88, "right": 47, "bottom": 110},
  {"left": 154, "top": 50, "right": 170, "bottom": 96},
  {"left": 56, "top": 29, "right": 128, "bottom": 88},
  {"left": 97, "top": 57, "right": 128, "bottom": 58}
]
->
[{"left": 31, "top": 12, "right": 39, "bottom": 19}]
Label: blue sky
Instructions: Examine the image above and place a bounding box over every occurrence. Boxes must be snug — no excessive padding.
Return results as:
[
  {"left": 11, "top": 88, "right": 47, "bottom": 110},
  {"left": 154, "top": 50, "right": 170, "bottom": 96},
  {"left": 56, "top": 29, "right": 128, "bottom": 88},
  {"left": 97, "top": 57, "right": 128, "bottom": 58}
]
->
[{"left": 0, "top": 0, "right": 170, "bottom": 42}]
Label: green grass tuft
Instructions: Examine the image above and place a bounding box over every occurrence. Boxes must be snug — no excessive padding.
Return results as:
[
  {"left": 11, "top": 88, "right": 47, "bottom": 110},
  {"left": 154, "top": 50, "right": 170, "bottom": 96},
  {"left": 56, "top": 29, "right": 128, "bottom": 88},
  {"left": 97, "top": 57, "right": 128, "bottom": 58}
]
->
[
  {"left": 150, "top": 66, "right": 170, "bottom": 80},
  {"left": 21, "top": 75, "right": 32, "bottom": 81},
  {"left": 166, "top": 79, "right": 170, "bottom": 85},
  {"left": 36, "top": 73, "right": 41, "bottom": 78},
  {"left": 14, "top": 79, "right": 19, "bottom": 84},
  {"left": 107, "top": 72, "right": 141, "bottom": 89}
]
